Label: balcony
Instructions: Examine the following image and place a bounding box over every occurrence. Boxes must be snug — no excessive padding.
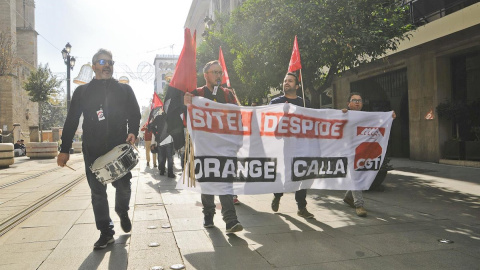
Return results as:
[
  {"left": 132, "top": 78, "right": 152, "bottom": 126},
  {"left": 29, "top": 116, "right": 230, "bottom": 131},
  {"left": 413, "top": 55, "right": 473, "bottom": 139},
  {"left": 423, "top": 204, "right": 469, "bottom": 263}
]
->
[{"left": 401, "top": 0, "right": 480, "bottom": 26}]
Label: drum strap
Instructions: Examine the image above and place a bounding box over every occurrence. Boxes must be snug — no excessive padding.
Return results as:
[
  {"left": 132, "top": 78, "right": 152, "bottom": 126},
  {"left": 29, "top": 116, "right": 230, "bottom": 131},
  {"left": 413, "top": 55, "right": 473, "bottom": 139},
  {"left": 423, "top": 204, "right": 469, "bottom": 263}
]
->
[{"left": 105, "top": 83, "right": 110, "bottom": 148}]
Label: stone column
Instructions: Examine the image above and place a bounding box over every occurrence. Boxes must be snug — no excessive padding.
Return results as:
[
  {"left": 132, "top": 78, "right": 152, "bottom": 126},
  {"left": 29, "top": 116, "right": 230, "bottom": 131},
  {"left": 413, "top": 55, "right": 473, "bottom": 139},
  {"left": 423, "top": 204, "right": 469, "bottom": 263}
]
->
[
  {"left": 29, "top": 125, "right": 39, "bottom": 142},
  {"left": 13, "top": 123, "right": 20, "bottom": 142}
]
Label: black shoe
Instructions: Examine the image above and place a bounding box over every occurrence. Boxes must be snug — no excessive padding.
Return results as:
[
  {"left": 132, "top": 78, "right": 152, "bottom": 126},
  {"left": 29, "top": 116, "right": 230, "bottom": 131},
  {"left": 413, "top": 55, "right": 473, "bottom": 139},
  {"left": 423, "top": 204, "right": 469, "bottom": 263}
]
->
[
  {"left": 159, "top": 170, "right": 165, "bottom": 175},
  {"left": 168, "top": 173, "right": 175, "bottom": 178},
  {"left": 118, "top": 212, "right": 132, "bottom": 233},
  {"left": 94, "top": 234, "right": 114, "bottom": 249},
  {"left": 203, "top": 214, "right": 214, "bottom": 228},
  {"left": 297, "top": 208, "right": 314, "bottom": 219},
  {"left": 271, "top": 197, "right": 280, "bottom": 212},
  {"left": 225, "top": 221, "right": 243, "bottom": 234},
  {"left": 146, "top": 162, "right": 150, "bottom": 167},
  {"left": 154, "top": 164, "right": 157, "bottom": 168}
]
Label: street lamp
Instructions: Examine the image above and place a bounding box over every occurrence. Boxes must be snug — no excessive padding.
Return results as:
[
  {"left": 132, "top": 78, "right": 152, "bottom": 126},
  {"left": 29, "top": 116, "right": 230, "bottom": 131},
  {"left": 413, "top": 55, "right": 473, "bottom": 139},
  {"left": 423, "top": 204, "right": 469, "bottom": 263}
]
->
[
  {"left": 119, "top": 76, "right": 129, "bottom": 84},
  {"left": 62, "top": 42, "right": 76, "bottom": 111}
]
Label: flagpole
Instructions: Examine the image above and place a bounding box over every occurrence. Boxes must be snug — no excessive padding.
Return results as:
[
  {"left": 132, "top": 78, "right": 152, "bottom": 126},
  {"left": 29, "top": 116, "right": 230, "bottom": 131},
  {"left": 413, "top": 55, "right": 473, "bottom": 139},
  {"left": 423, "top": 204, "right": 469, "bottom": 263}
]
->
[
  {"left": 231, "top": 88, "right": 242, "bottom": 106},
  {"left": 300, "top": 69, "right": 306, "bottom": 107}
]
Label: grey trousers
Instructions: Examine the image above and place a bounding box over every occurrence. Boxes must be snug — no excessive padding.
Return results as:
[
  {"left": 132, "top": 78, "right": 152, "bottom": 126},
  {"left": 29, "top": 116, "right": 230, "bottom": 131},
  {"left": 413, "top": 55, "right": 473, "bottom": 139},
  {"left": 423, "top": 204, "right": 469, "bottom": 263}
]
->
[
  {"left": 345, "top": 190, "right": 364, "bottom": 207},
  {"left": 201, "top": 194, "right": 238, "bottom": 224}
]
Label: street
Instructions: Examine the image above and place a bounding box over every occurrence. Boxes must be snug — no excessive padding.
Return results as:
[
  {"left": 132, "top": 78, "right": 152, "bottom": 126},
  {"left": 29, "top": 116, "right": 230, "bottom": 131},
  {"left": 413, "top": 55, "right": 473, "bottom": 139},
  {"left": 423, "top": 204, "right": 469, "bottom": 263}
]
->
[{"left": 0, "top": 151, "right": 479, "bottom": 269}]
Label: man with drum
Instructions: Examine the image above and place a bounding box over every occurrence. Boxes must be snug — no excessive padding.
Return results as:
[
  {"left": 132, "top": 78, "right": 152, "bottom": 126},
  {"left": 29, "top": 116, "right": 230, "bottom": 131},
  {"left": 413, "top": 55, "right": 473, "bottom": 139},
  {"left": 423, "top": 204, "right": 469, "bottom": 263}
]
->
[{"left": 57, "top": 49, "right": 141, "bottom": 249}]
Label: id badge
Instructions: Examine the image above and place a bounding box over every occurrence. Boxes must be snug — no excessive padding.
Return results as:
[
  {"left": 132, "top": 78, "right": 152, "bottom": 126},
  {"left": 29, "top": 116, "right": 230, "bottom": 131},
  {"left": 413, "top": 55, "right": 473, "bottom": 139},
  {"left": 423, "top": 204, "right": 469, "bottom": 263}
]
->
[{"left": 97, "top": 109, "right": 105, "bottom": 121}]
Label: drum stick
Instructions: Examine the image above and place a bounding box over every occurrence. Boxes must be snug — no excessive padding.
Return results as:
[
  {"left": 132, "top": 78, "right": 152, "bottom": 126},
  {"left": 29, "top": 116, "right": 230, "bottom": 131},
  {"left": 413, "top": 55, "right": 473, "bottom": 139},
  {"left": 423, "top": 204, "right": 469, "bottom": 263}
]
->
[
  {"left": 64, "top": 164, "right": 76, "bottom": 171},
  {"left": 132, "top": 144, "right": 139, "bottom": 152},
  {"left": 129, "top": 141, "right": 139, "bottom": 152}
]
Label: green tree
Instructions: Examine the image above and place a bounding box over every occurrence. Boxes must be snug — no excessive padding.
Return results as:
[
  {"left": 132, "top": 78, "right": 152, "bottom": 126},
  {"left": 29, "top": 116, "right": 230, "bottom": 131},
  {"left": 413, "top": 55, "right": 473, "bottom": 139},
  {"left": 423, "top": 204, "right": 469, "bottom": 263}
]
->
[
  {"left": 196, "top": 12, "right": 258, "bottom": 105},
  {"left": 202, "top": 0, "right": 414, "bottom": 107},
  {"left": 40, "top": 101, "right": 67, "bottom": 130},
  {"left": 24, "top": 64, "right": 62, "bottom": 139}
]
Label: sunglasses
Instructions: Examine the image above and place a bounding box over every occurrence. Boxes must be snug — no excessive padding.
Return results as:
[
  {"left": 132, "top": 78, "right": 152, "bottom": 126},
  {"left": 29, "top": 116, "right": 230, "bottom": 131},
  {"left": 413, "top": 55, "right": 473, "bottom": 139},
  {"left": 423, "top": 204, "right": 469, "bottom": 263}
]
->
[
  {"left": 350, "top": 99, "right": 362, "bottom": 103},
  {"left": 96, "top": 59, "right": 115, "bottom": 66}
]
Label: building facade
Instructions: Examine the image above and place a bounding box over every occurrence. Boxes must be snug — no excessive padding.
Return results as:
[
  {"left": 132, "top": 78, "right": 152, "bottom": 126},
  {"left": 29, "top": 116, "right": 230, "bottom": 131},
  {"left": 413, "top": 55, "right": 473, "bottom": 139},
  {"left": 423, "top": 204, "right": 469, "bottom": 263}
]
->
[
  {"left": 184, "top": 0, "right": 480, "bottom": 164},
  {"left": 330, "top": 1, "right": 480, "bottom": 163},
  {"left": 0, "top": 0, "right": 38, "bottom": 143},
  {"left": 153, "top": 55, "right": 178, "bottom": 95},
  {"left": 185, "top": 0, "right": 246, "bottom": 45}
]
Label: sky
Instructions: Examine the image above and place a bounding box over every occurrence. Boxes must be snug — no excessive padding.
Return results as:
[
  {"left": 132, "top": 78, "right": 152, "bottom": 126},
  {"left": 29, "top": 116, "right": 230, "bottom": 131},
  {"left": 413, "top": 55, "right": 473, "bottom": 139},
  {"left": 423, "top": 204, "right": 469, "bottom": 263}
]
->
[{"left": 36, "top": 0, "right": 193, "bottom": 109}]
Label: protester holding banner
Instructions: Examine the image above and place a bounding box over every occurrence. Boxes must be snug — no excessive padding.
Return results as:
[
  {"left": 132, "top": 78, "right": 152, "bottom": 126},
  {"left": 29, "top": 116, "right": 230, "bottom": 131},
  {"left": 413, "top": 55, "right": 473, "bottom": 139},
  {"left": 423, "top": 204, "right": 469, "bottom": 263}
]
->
[
  {"left": 269, "top": 72, "right": 314, "bottom": 219},
  {"left": 184, "top": 60, "right": 243, "bottom": 233},
  {"left": 342, "top": 92, "right": 396, "bottom": 217},
  {"left": 57, "top": 49, "right": 141, "bottom": 249}
]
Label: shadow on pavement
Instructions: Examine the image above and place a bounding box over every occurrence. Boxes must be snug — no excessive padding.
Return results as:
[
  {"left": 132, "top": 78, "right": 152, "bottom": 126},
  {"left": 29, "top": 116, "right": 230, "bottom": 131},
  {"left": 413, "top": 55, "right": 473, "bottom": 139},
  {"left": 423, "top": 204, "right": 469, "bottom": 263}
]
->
[{"left": 78, "top": 234, "right": 130, "bottom": 270}]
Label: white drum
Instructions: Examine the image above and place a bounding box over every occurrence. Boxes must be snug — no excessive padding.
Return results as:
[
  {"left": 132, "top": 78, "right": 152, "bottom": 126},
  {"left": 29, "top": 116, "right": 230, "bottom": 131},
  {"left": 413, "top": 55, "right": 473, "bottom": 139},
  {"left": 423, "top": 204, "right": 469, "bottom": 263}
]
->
[{"left": 90, "top": 144, "right": 138, "bottom": 185}]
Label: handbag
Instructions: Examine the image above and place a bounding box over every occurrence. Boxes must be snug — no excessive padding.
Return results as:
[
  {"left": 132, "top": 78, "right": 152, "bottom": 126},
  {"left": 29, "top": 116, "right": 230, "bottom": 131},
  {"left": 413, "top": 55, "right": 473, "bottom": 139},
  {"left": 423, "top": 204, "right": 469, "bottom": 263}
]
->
[{"left": 150, "top": 144, "right": 158, "bottom": 154}]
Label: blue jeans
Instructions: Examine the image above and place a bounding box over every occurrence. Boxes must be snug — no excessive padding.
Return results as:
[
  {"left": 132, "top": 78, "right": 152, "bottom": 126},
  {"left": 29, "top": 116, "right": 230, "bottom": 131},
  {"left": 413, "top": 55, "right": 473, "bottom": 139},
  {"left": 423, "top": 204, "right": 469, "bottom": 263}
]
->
[
  {"left": 274, "top": 189, "right": 307, "bottom": 209},
  {"left": 83, "top": 152, "right": 132, "bottom": 236},
  {"left": 157, "top": 142, "right": 174, "bottom": 174}
]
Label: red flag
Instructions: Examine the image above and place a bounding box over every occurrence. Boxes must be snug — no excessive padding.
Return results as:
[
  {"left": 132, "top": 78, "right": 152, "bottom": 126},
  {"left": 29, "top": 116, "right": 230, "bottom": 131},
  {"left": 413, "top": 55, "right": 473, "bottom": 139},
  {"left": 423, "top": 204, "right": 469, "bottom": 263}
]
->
[
  {"left": 147, "top": 92, "right": 164, "bottom": 125},
  {"left": 169, "top": 28, "right": 197, "bottom": 93},
  {"left": 218, "top": 46, "right": 231, "bottom": 87},
  {"left": 164, "top": 28, "right": 197, "bottom": 150},
  {"left": 151, "top": 92, "right": 163, "bottom": 110},
  {"left": 288, "top": 36, "right": 302, "bottom": 73}
]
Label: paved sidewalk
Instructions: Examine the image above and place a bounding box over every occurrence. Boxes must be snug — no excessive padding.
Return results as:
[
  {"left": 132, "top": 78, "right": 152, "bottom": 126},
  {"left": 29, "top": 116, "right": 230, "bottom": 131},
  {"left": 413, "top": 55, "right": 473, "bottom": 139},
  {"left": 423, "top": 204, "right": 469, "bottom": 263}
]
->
[{"left": 0, "top": 152, "right": 479, "bottom": 269}]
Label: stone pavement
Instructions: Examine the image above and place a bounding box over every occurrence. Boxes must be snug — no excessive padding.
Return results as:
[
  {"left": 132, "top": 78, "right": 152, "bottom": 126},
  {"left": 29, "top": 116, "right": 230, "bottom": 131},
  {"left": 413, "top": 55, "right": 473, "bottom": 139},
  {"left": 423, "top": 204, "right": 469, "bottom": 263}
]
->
[{"left": 0, "top": 149, "right": 479, "bottom": 270}]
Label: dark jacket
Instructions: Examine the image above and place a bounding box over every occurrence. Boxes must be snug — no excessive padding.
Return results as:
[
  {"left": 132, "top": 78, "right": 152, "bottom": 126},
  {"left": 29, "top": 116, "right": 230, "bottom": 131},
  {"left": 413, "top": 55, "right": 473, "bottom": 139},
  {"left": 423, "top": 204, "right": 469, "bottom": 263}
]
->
[
  {"left": 60, "top": 78, "right": 141, "bottom": 158},
  {"left": 270, "top": 95, "right": 310, "bottom": 108},
  {"left": 192, "top": 85, "right": 237, "bottom": 105}
]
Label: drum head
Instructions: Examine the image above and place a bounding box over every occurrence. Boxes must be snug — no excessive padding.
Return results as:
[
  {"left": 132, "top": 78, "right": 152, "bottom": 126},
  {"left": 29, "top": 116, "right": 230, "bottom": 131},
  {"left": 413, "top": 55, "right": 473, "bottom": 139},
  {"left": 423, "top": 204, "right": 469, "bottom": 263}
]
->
[{"left": 91, "top": 144, "right": 131, "bottom": 169}]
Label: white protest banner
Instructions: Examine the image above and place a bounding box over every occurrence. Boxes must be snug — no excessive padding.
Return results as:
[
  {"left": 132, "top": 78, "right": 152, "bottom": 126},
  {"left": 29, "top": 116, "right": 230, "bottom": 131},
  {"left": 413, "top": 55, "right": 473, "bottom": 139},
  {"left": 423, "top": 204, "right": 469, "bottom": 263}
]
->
[{"left": 176, "top": 97, "right": 394, "bottom": 195}]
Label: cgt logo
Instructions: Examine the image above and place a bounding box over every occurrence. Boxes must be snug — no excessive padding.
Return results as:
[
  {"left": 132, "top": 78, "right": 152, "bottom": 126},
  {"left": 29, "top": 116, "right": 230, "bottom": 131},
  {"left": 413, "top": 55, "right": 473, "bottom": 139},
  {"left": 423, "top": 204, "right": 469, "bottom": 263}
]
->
[
  {"left": 357, "top": 126, "right": 385, "bottom": 137},
  {"left": 354, "top": 142, "right": 383, "bottom": 171}
]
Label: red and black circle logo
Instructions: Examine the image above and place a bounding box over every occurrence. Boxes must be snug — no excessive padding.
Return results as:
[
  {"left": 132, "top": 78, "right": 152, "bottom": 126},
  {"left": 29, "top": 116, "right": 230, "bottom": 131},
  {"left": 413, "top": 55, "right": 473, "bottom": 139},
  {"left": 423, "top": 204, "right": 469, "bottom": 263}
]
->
[{"left": 354, "top": 142, "right": 382, "bottom": 171}]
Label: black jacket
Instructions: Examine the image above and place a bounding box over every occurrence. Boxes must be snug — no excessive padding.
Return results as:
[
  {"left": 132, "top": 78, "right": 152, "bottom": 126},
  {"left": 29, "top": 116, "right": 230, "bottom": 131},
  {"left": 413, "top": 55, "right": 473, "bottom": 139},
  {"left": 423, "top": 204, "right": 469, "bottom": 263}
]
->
[
  {"left": 60, "top": 78, "right": 141, "bottom": 158},
  {"left": 270, "top": 95, "right": 310, "bottom": 108}
]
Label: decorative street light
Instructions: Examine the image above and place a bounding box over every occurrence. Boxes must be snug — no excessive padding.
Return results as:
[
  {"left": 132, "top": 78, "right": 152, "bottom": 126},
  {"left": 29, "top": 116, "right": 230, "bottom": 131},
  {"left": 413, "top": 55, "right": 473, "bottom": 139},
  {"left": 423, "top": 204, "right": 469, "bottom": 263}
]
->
[{"left": 61, "top": 42, "right": 76, "bottom": 111}]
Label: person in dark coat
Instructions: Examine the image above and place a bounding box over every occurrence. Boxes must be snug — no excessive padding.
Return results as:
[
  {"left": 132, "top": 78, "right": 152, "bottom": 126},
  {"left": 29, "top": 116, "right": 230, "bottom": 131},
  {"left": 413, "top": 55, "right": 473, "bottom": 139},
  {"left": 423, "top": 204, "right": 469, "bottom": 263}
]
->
[{"left": 57, "top": 48, "right": 141, "bottom": 249}]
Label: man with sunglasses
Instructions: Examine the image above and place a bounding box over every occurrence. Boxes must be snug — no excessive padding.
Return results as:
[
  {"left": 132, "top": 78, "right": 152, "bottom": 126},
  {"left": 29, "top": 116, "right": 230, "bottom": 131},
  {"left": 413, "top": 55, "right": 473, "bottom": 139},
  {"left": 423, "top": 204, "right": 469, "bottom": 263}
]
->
[
  {"left": 184, "top": 60, "right": 243, "bottom": 234},
  {"left": 57, "top": 49, "right": 141, "bottom": 249},
  {"left": 342, "top": 92, "right": 396, "bottom": 217}
]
